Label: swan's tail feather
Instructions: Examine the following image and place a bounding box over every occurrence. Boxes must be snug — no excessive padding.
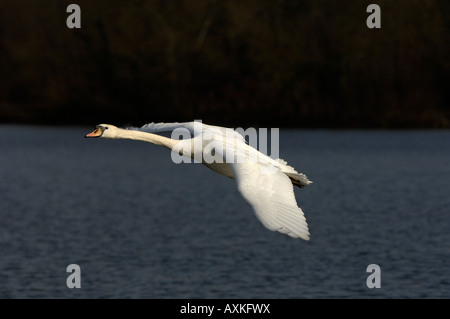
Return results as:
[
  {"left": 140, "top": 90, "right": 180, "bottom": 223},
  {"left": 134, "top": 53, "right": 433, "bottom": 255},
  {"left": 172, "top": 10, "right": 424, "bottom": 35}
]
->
[
  {"left": 275, "top": 158, "right": 312, "bottom": 188},
  {"left": 287, "top": 173, "right": 312, "bottom": 188}
]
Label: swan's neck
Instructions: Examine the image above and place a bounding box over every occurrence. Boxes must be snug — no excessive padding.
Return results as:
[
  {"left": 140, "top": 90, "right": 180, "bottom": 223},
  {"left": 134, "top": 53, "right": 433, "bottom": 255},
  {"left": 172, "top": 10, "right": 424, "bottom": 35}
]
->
[{"left": 115, "top": 129, "right": 177, "bottom": 149}]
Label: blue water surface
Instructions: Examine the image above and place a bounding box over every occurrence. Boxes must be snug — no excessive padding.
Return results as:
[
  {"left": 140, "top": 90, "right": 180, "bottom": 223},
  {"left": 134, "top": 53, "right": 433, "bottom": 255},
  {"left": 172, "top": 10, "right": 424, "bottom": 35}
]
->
[{"left": 0, "top": 126, "right": 449, "bottom": 298}]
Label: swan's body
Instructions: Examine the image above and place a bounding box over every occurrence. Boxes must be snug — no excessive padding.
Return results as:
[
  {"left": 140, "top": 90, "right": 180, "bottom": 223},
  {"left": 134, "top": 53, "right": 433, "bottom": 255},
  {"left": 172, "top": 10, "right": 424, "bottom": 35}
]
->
[{"left": 85, "top": 122, "right": 312, "bottom": 240}]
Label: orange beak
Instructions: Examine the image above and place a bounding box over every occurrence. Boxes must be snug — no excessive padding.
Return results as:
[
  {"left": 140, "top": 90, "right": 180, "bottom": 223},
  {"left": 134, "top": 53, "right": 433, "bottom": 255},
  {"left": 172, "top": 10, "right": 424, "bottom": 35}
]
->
[{"left": 85, "top": 127, "right": 103, "bottom": 138}]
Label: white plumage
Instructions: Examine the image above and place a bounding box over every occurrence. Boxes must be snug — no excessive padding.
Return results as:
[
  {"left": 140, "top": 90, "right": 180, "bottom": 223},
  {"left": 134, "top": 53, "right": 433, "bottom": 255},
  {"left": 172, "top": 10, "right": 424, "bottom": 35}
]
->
[{"left": 85, "top": 121, "right": 312, "bottom": 240}]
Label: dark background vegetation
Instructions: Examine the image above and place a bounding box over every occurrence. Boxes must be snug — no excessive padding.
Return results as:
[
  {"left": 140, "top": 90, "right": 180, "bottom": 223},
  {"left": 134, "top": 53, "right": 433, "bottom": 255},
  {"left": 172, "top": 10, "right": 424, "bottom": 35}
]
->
[{"left": 0, "top": 0, "right": 448, "bottom": 128}]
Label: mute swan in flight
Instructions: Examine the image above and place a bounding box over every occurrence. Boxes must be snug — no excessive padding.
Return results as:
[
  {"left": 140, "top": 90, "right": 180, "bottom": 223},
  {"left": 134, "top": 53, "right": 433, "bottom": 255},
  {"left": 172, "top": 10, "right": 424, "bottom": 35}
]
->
[{"left": 85, "top": 122, "right": 312, "bottom": 240}]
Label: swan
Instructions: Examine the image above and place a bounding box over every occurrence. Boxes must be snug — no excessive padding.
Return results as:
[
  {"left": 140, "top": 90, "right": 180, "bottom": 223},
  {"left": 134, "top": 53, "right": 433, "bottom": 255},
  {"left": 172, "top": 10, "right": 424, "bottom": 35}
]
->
[{"left": 85, "top": 122, "right": 313, "bottom": 240}]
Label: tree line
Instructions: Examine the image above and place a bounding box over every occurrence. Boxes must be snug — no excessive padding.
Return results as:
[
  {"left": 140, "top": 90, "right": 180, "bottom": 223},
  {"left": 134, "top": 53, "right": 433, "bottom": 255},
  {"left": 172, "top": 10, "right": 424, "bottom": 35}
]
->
[{"left": 0, "top": 0, "right": 448, "bottom": 128}]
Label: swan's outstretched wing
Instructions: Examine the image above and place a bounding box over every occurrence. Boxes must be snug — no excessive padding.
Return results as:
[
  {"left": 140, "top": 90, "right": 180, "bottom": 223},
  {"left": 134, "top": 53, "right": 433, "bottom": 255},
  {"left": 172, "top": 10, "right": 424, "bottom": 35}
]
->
[
  {"left": 132, "top": 122, "right": 196, "bottom": 134},
  {"left": 129, "top": 122, "right": 246, "bottom": 142},
  {"left": 211, "top": 138, "right": 310, "bottom": 240},
  {"left": 230, "top": 161, "right": 310, "bottom": 239}
]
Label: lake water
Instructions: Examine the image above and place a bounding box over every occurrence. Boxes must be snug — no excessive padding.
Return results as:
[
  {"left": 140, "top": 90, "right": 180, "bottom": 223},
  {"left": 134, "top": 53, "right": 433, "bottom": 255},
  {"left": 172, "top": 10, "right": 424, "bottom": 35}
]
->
[{"left": 0, "top": 125, "right": 449, "bottom": 298}]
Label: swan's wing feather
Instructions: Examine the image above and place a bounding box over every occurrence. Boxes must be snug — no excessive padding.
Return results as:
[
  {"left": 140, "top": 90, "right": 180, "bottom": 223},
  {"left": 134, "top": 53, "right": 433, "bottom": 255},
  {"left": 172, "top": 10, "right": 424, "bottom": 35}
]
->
[
  {"left": 130, "top": 122, "right": 196, "bottom": 134},
  {"left": 130, "top": 122, "right": 246, "bottom": 142},
  {"left": 212, "top": 139, "right": 309, "bottom": 239},
  {"left": 231, "top": 162, "right": 310, "bottom": 239}
]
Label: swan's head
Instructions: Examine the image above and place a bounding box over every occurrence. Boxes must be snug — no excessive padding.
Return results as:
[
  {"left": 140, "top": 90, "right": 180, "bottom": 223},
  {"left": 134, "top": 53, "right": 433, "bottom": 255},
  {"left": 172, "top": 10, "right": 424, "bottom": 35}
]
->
[{"left": 85, "top": 124, "right": 120, "bottom": 139}]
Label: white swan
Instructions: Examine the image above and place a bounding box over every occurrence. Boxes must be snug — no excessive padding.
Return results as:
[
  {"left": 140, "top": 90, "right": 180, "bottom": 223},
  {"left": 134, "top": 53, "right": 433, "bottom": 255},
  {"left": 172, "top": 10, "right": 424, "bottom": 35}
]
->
[{"left": 85, "top": 122, "right": 312, "bottom": 240}]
